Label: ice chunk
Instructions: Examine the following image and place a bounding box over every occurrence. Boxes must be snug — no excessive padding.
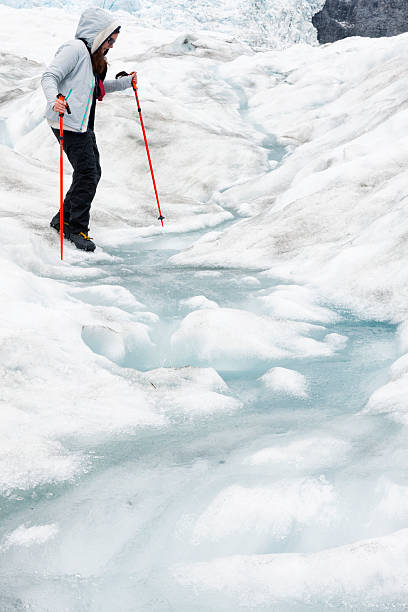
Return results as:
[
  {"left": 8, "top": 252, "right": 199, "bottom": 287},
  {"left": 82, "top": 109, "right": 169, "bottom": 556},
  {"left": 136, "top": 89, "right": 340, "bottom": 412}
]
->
[
  {"left": 179, "top": 295, "right": 219, "bottom": 311},
  {"left": 363, "top": 369, "right": 408, "bottom": 424},
  {"left": 171, "top": 308, "right": 346, "bottom": 370},
  {"left": 81, "top": 325, "right": 128, "bottom": 364},
  {"left": 391, "top": 353, "right": 408, "bottom": 379},
  {"left": 398, "top": 321, "right": 408, "bottom": 353},
  {"left": 258, "top": 366, "right": 308, "bottom": 398},
  {"left": 69, "top": 285, "right": 145, "bottom": 311},
  {"left": 173, "top": 528, "right": 408, "bottom": 607},
  {"left": 0, "top": 434, "right": 83, "bottom": 493},
  {"left": 2, "top": 524, "right": 59, "bottom": 550},
  {"left": 256, "top": 284, "right": 339, "bottom": 323},
  {"left": 145, "top": 366, "right": 241, "bottom": 416},
  {"left": 81, "top": 323, "right": 155, "bottom": 368},
  {"left": 376, "top": 481, "right": 408, "bottom": 522},
  {"left": 143, "top": 32, "right": 253, "bottom": 61},
  {"left": 146, "top": 366, "right": 228, "bottom": 393},
  {"left": 245, "top": 436, "right": 351, "bottom": 471},
  {"left": 241, "top": 276, "right": 261, "bottom": 287},
  {"left": 157, "top": 390, "right": 241, "bottom": 417},
  {"left": 191, "top": 478, "right": 336, "bottom": 549}
]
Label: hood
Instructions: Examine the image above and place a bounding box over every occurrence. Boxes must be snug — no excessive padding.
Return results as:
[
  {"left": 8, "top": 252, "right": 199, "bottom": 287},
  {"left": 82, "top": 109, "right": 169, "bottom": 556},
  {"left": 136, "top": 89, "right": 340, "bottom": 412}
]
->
[{"left": 75, "top": 8, "right": 120, "bottom": 54}]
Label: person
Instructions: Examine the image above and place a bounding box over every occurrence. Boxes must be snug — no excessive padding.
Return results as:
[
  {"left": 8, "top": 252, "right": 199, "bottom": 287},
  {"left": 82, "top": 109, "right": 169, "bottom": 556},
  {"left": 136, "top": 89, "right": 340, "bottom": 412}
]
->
[{"left": 41, "top": 8, "right": 136, "bottom": 252}]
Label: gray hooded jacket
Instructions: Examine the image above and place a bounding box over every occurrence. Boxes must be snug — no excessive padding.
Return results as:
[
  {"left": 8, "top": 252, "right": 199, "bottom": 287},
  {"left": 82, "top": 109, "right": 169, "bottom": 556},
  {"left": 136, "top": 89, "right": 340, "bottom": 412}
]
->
[{"left": 41, "top": 8, "right": 132, "bottom": 132}]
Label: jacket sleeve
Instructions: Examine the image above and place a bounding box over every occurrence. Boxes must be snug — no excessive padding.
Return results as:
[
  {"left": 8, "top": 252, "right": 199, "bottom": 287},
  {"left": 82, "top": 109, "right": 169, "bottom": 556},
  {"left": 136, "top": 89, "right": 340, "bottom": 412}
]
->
[
  {"left": 41, "top": 41, "right": 81, "bottom": 111},
  {"left": 103, "top": 75, "right": 133, "bottom": 93}
]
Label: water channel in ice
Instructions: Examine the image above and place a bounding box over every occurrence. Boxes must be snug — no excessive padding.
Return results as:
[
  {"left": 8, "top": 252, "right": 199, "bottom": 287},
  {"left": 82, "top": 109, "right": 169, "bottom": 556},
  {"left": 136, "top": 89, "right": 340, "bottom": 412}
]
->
[{"left": 0, "top": 216, "right": 402, "bottom": 611}]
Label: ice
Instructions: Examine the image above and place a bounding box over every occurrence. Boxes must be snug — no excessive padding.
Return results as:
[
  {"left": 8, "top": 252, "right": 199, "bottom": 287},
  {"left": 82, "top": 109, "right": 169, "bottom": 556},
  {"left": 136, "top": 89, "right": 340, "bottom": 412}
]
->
[
  {"left": 258, "top": 366, "right": 308, "bottom": 397},
  {"left": 1, "top": 3, "right": 408, "bottom": 610},
  {"left": 256, "top": 284, "right": 339, "bottom": 323},
  {"left": 81, "top": 323, "right": 154, "bottom": 365},
  {"left": 69, "top": 284, "right": 146, "bottom": 311},
  {"left": 146, "top": 366, "right": 229, "bottom": 392},
  {"left": 170, "top": 307, "right": 346, "bottom": 371},
  {"left": 173, "top": 529, "right": 408, "bottom": 609},
  {"left": 179, "top": 295, "right": 219, "bottom": 311},
  {"left": 398, "top": 320, "right": 408, "bottom": 353},
  {"left": 171, "top": 34, "right": 408, "bottom": 321},
  {"left": 245, "top": 436, "right": 351, "bottom": 471},
  {"left": 0, "top": 433, "right": 83, "bottom": 493},
  {"left": 391, "top": 353, "right": 408, "bottom": 379},
  {"left": 141, "top": 366, "right": 242, "bottom": 416},
  {"left": 191, "top": 478, "right": 336, "bottom": 550},
  {"left": 2, "top": 524, "right": 59, "bottom": 550},
  {"left": 361, "top": 323, "right": 408, "bottom": 424},
  {"left": 0, "top": 0, "right": 324, "bottom": 50},
  {"left": 146, "top": 32, "right": 254, "bottom": 61},
  {"left": 363, "top": 364, "right": 408, "bottom": 424}
]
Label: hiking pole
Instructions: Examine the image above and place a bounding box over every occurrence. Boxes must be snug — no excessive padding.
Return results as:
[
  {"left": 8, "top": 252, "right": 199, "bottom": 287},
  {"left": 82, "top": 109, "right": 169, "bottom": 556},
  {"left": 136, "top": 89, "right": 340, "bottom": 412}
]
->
[
  {"left": 116, "top": 72, "right": 165, "bottom": 226},
  {"left": 57, "top": 93, "right": 71, "bottom": 259}
]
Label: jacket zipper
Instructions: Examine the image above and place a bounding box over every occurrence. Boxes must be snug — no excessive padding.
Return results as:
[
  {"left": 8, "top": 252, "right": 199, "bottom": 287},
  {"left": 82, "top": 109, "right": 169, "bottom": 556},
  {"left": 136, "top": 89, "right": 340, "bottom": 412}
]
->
[{"left": 80, "top": 81, "right": 94, "bottom": 131}]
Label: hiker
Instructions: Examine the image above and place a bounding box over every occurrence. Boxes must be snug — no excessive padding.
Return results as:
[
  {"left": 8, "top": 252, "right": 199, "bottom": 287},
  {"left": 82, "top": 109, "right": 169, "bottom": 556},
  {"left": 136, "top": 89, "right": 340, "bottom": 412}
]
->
[{"left": 41, "top": 8, "right": 136, "bottom": 252}]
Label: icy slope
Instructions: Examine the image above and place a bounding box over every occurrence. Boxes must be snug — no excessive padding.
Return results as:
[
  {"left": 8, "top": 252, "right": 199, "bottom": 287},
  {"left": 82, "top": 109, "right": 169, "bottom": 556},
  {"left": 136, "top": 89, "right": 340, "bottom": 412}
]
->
[{"left": 172, "top": 33, "right": 408, "bottom": 322}]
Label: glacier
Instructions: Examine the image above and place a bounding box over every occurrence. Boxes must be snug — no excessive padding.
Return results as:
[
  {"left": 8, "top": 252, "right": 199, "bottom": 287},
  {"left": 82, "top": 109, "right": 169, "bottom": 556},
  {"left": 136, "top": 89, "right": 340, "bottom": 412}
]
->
[
  {"left": 0, "top": 0, "right": 325, "bottom": 48},
  {"left": 1, "top": 1, "right": 408, "bottom": 610}
]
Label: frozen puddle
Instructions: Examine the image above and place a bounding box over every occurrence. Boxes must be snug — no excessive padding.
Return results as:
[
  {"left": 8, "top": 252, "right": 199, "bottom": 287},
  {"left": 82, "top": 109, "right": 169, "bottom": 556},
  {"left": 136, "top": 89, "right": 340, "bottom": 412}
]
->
[{"left": 0, "top": 226, "right": 404, "bottom": 612}]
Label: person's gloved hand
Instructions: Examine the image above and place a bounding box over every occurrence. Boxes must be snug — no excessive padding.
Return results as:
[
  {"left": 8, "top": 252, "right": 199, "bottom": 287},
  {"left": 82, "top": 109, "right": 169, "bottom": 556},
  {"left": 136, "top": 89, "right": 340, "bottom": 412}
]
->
[
  {"left": 115, "top": 70, "right": 137, "bottom": 84},
  {"left": 53, "top": 98, "right": 67, "bottom": 114}
]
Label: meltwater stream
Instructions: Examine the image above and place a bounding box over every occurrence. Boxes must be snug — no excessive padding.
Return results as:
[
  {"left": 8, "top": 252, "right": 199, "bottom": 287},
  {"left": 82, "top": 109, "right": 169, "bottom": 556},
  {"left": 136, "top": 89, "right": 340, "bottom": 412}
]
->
[{"left": 0, "top": 225, "right": 403, "bottom": 611}]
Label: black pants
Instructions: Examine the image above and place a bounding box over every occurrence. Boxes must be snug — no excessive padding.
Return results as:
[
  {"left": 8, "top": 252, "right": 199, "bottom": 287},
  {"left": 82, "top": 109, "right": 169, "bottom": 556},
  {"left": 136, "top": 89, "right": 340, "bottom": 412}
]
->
[{"left": 52, "top": 128, "right": 101, "bottom": 234}]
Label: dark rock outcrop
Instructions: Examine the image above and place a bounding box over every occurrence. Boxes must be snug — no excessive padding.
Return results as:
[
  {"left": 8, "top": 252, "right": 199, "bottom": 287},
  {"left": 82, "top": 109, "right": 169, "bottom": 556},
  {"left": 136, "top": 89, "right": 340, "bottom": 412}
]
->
[{"left": 312, "top": 0, "right": 408, "bottom": 43}]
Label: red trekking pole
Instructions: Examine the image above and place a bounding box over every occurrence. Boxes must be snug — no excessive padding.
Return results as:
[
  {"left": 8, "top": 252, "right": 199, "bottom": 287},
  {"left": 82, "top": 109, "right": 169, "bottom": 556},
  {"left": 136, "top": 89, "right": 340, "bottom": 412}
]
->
[
  {"left": 116, "top": 72, "right": 165, "bottom": 226},
  {"left": 57, "top": 93, "right": 71, "bottom": 259},
  {"left": 58, "top": 95, "right": 64, "bottom": 260}
]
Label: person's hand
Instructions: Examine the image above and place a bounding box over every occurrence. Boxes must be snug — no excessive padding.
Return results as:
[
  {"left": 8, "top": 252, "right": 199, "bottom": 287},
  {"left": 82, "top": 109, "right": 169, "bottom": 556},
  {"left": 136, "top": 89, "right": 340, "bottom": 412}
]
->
[
  {"left": 130, "top": 71, "right": 137, "bottom": 84},
  {"left": 53, "top": 98, "right": 67, "bottom": 115}
]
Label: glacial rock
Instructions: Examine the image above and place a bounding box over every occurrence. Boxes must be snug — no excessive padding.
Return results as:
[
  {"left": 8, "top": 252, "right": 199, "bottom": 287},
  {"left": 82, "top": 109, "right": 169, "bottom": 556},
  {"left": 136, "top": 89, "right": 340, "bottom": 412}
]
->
[{"left": 313, "top": 0, "right": 408, "bottom": 43}]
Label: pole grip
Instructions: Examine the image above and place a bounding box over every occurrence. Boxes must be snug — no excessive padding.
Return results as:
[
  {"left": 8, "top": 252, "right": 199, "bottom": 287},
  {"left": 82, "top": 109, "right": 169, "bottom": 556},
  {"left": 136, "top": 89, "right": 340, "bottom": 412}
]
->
[{"left": 57, "top": 93, "right": 71, "bottom": 115}]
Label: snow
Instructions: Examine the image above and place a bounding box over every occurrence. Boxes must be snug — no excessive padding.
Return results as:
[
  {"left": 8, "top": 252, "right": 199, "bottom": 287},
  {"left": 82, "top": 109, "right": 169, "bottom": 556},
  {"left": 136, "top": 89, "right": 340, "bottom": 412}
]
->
[{"left": 1, "top": 1, "right": 408, "bottom": 610}]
